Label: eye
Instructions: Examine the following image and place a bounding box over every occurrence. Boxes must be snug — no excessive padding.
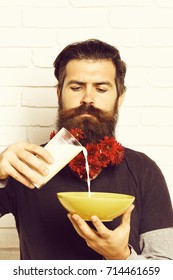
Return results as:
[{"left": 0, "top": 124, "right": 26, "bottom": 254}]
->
[
  {"left": 96, "top": 88, "right": 107, "bottom": 93},
  {"left": 70, "top": 86, "right": 82, "bottom": 91}
]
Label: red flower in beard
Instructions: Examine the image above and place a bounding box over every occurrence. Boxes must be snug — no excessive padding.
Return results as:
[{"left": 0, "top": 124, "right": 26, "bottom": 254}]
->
[
  {"left": 69, "top": 131, "right": 124, "bottom": 179},
  {"left": 69, "top": 143, "right": 101, "bottom": 179},
  {"left": 68, "top": 152, "right": 86, "bottom": 178},
  {"left": 68, "top": 128, "right": 84, "bottom": 141},
  {"left": 98, "top": 136, "right": 124, "bottom": 165},
  {"left": 50, "top": 128, "right": 124, "bottom": 180},
  {"left": 50, "top": 130, "right": 57, "bottom": 139}
]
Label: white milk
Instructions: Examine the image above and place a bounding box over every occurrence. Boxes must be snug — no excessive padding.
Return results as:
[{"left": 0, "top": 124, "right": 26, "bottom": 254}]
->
[
  {"left": 35, "top": 143, "right": 83, "bottom": 187},
  {"left": 83, "top": 148, "right": 91, "bottom": 197},
  {"left": 34, "top": 141, "right": 91, "bottom": 195}
]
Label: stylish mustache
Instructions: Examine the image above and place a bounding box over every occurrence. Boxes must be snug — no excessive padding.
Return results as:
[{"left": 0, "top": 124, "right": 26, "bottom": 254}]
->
[{"left": 59, "top": 104, "right": 112, "bottom": 120}]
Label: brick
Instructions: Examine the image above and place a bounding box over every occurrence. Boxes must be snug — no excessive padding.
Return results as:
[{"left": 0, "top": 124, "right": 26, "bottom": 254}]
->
[
  {"left": 57, "top": 28, "right": 140, "bottom": 48},
  {"left": 0, "top": 214, "right": 16, "bottom": 227},
  {"left": 0, "top": 8, "right": 21, "bottom": 27},
  {"left": 70, "top": 0, "right": 153, "bottom": 7},
  {"left": 22, "top": 87, "right": 57, "bottom": 107},
  {"left": 110, "top": 7, "right": 173, "bottom": 28},
  {"left": 119, "top": 0, "right": 153, "bottom": 5},
  {"left": 141, "top": 108, "right": 173, "bottom": 126},
  {"left": 133, "top": 146, "right": 173, "bottom": 167},
  {"left": 31, "top": 47, "right": 61, "bottom": 67},
  {"left": 0, "top": 68, "right": 56, "bottom": 86},
  {"left": 0, "top": 126, "right": 55, "bottom": 147},
  {"left": 0, "top": 88, "right": 22, "bottom": 106},
  {"left": 141, "top": 29, "right": 173, "bottom": 47},
  {"left": 148, "top": 69, "right": 173, "bottom": 87},
  {"left": 117, "top": 126, "right": 173, "bottom": 146},
  {"left": 23, "top": 8, "right": 107, "bottom": 28},
  {"left": 123, "top": 88, "right": 146, "bottom": 107},
  {"left": 118, "top": 107, "right": 140, "bottom": 126},
  {"left": 121, "top": 47, "right": 173, "bottom": 68},
  {"left": 0, "top": 0, "right": 69, "bottom": 6},
  {"left": 156, "top": 0, "right": 173, "bottom": 7},
  {"left": 0, "top": 249, "right": 19, "bottom": 260},
  {"left": 28, "top": 126, "right": 56, "bottom": 145},
  {"left": 161, "top": 166, "right": 173, "bottom": 187},
  {"left": 124, "top": 87, "right": 173, "bottom": 107},
  {"left": 0, "top": 127, "right": 28, "bottom": 146},
  {"left": 0, "top": 49, "right": 29, "bottom": 67},
  {"left": 168, "top": 187, "right": 173, "bottom": 205},
  {"left": 0, "top": 228, "right": 19, "bottom": 248},
  {"left": 125, "top": 68, "right": 147, "bottom": 87},
  {"left": 0, "top": 28, "right": 56, "bottom": 47},
  {"left": 0, "top": 108, "right": 56, "bottom": 126}
]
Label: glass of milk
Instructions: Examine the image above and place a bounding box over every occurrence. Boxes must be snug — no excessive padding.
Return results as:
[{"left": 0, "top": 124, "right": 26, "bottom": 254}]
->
[{"left": 34, "top": 127, "right": 84, "bottom": 188}]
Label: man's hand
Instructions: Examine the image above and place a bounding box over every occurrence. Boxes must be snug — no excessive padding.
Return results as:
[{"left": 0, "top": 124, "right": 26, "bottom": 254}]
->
[
  {"left": 0, "top": 142, "right": 54, "bottom": 188},
  {"left": 68, "top": 204, "right": 134, "bottom": 260}
]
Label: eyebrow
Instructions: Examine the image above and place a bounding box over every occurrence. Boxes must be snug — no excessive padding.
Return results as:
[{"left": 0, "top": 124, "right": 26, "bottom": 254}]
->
[{"left": 67, "top": 80, "right": 113, "bottom": 87}]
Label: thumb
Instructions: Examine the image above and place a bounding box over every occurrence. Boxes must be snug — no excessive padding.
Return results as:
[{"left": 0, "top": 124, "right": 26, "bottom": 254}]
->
[{"left": 121, "top": 204, "right": 135, "bottom": 226}]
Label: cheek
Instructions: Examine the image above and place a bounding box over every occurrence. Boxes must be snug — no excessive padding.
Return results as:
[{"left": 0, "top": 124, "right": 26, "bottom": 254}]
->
[
  {"left": 97, "top": 96, "right": 116, "bottom": 112},
  {"left": 61, "top": 94, "right": 81, "bottom": 109}
]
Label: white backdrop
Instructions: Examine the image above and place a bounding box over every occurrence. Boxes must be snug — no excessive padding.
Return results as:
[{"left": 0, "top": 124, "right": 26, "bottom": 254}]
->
[{"left": 0, "top": 0, "right": 173, "bottom": 259}]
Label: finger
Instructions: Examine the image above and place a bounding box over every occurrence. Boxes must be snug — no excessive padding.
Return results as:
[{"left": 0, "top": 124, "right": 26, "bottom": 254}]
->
[
  {"left": 5, "top": 163, "right": 35, "bottom": 189},
  {"left": 69, "top": 214, "right": 97, "bottom": 240},
  {"left": 67, "top": 214, "right": 86, "bottom": 239},
  {"left": 18, "top": 150, "right": 50, "bottom": 176},
  {"left": 90, "top": 216, "right": 110, "bottom": 239},
  {"left": 4, "top": 142, "right": 54, "bottom": 176},
  {"left": 25, "top": 143, "right": 54, "bottom": 163},
  {"left": 121, "top": 204, "right": 135, "bottom": 226},
  {"left": 10, "top": 156, "right": 44, "bottom": 187}
]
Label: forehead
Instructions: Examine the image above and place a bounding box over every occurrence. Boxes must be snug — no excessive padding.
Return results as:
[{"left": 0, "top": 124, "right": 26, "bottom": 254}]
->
[{"left": 64, "top": 59, "right": 116, "bottom": 83}]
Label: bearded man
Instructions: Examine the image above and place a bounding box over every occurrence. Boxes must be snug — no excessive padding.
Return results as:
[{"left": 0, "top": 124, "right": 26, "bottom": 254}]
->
[{"left": 0, "top": 39, "right": 173, "bottom": 260}]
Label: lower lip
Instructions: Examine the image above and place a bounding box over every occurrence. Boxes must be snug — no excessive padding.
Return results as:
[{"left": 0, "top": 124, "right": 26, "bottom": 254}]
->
[{"left": 80, "top": 113, "right": 92, "bottom": 117}]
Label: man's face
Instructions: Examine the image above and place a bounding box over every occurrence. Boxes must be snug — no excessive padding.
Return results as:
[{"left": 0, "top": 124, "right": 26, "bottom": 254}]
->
[
  {"left": 57, "top": 59, "right": 124, "bottom": 143},
  {"left": 60, "top": 59, "right": 118, "bottom": 112}
]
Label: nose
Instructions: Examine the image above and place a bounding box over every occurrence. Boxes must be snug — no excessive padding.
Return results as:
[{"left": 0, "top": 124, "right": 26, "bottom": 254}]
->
[{"left": 80, "top": 87, "right": 94, "bottom": 106}]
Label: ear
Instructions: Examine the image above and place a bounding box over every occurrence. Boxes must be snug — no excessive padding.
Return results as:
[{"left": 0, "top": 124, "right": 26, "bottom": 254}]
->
[{"left": 117, "top": 93, "right": 125, "bottom": 111}]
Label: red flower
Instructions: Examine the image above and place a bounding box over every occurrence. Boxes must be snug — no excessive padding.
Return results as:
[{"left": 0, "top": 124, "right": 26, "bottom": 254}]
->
[
  {"left": 98, "top": 137, "right": 124, "bottom": 165},
  {"left": 50, "top": 128, "right": 124, "bottom": 180},
  {"left": 85, "top": 143, "right": 100, "bottom": 161},
  {"left": 69, "top": 152, "right": 86, "bottom": 178},
  {"left": 50, "top": 130, "right": 57, "bottom": 139},
  {"left": 69, "top": 128, "right": 84, "bottom": 141}
]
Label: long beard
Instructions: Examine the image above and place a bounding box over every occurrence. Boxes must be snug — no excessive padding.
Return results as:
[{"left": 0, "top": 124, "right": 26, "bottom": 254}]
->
[{"left": 57, "top": 103, "right": 118, "bottom": 146}]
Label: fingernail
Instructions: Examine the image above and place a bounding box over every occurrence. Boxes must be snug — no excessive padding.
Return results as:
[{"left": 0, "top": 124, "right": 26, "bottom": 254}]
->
[
  {"left": 30, "top": 183, "right": 36, "bottom": 189},
  {"left": 72, "top": 215, "right": 78, "bottom": 221},
  {"left": 32, "top": 183, "right": 39, "bottom": 188},
  {"left": 91, "top": 216, "right": 98, "bottom": 222},
  {"left": 67, "top": 213, "right": 71, "bottom": 219}
]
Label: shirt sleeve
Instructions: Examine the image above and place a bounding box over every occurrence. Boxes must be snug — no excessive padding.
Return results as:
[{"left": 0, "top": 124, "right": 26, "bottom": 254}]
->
[{"left": 127, "top": 227, "right": 173, "bottom": 260}]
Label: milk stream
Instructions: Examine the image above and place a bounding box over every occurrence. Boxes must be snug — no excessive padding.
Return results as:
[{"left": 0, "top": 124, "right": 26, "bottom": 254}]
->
[
  {"left": 82, "top": 148, "right": 91, "bottom": 197},
  {"left": 33, "top": 142, "right": 91, "bottom": 195}
]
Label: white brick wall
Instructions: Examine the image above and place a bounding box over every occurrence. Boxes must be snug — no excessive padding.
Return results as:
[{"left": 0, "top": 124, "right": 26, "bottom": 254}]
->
[{"left": 0, "top": 0, "right": 173, "bottom": 259}]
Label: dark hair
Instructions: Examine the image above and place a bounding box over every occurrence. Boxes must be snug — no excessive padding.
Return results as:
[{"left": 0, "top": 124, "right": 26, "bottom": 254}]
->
[{"left": 53, "top": 39, "right": 126, "bottom": 97}]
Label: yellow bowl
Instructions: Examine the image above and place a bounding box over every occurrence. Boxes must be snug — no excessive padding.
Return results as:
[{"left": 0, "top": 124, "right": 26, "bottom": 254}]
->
[{"left": 57, "top": 192, "right": 135, "bottom": 222}]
